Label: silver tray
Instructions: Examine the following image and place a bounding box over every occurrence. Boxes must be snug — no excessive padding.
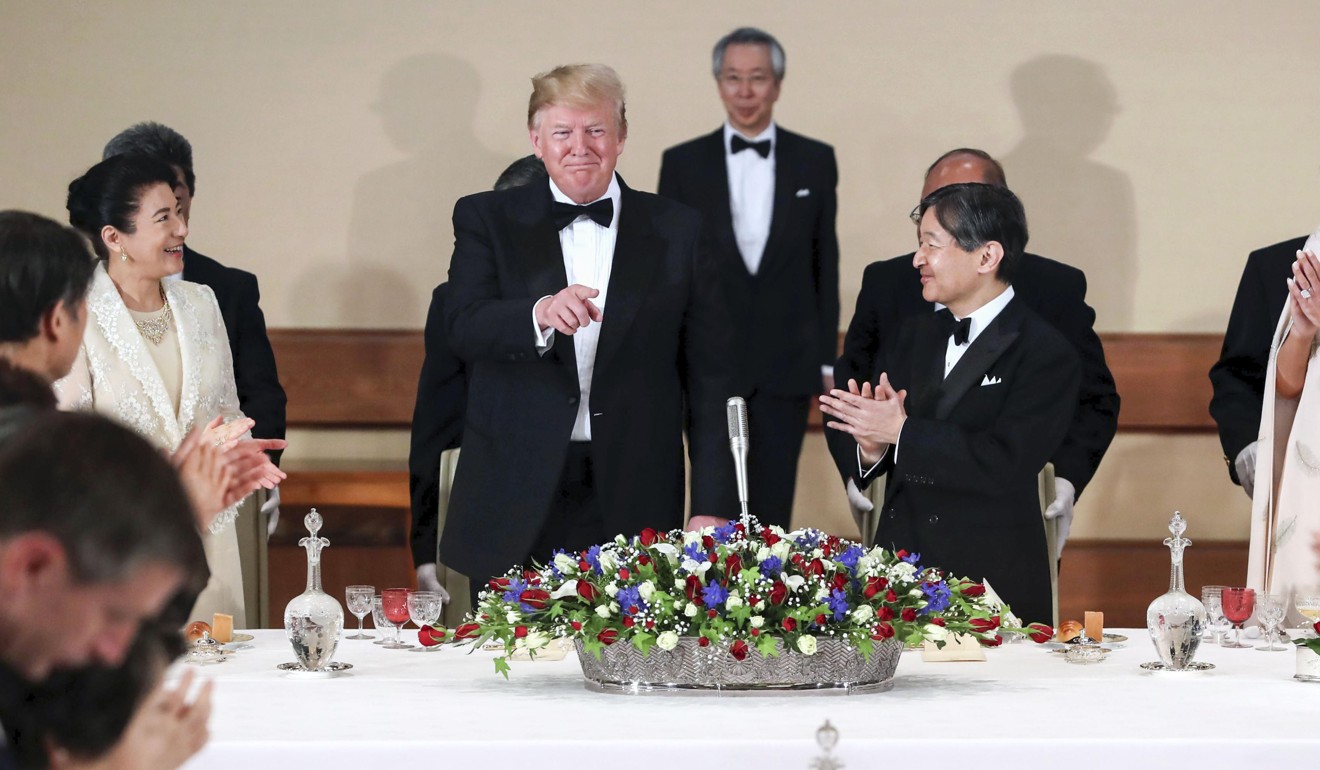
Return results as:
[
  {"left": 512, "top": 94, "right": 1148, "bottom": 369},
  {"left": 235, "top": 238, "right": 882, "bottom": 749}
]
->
[{"left": 574, "top": 637, "right": 902, "bottom": 696}]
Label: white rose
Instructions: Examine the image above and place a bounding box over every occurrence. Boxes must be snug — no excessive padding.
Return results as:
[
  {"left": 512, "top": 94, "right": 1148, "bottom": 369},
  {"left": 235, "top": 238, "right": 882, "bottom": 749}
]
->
[
  {"left": 521, "top": 631, "right": 550, "bottom": 651},
  {"left": 771, "top": 541, "right": 792, "bottom": 561},
  {"left": 924, "top": 623, "right": 949, "bottom": 642},
  {"left": 797, "top": 635, "right": 818, "bottom": 655},
  {"left": 752, "top": 599, "right": 766, "bottom": 611},
  {"left": 683, "top": 531, "right": 701, "bottom": 546},
  {"left": 815, "top": 586, "right": 830, "bottom": 601},
  {"left": 656, "top": 631, "right": 679, "bottom": 651},
  {"left": 506, "top": 610, "right": 520, "bottom": 623},
  {"left": 851, "top": 605, "right": 875, "bottom": 623},
  {"left": 595, "top": 605, "right": 612, "bottom": 618},
  {"left": 812, "top": 548, "right": 824, "bottom": 559},
  {"left": 750, "top": 615, "right": 764, "bottom": 628},
  {"left": 891, "top": 562, "right": 917, "bottom": 581},
  {"left": 638, "top": 581, "right": 655, "bottom": 600},
  {"left": 909, "top": 588, "right": 924, "bottom": 599},
  {"left": 685, "top": 603, "right": 699, "bottom": 618},
  {"left": 599, "top": 551, "right": 617, "bottom": 572},
  {"left": 756, "top": 546, "right": 771, "bottom": 561},
  {"left": 610, "top": 601, "right": 620, "bottom": 613},
  {"left": 726, "top": 594, "right": 743, "bottom": 609},
  {"left": 605, "top": 584, "right": 619, "bottom": 597},
  {"left": 553, "top": 552, "right": 578, "bottom": 574}
]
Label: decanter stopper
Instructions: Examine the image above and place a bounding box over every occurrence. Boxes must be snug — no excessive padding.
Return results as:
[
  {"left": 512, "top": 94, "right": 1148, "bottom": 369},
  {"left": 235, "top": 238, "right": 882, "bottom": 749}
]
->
[
  {"left": 299, "top": 508, "right": 330, "bottom": 565},
  {"left": 1163, "top": 510, "right": 1191, "bottom": 569}
]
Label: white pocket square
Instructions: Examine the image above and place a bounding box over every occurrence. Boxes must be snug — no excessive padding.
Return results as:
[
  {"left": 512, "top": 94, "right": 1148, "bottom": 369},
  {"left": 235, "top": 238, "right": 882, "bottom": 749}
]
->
[
  {"left": 795, "top": 188, "right": 811, "bottom": 198},
  {"left": 980, "top": 375, "right": 1003, "bottom": 386}
]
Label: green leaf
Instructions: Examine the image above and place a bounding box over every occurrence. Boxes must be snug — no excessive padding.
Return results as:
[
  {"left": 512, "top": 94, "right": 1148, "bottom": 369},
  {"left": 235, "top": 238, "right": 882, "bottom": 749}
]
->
[
  {"left": 632, "top": 631, "right": 656, "bottom": 656},
  {"left": 494, "top": 656, "right": 511, "bottom": 679},
  {"left": 755, "top": 633, "right": 780, "bottom": 658}
]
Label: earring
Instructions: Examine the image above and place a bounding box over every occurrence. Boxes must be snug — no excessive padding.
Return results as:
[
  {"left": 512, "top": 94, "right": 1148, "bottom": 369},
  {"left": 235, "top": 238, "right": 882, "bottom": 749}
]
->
[{"left": 119, "top": 249, "right": 129, "bottom": 262}]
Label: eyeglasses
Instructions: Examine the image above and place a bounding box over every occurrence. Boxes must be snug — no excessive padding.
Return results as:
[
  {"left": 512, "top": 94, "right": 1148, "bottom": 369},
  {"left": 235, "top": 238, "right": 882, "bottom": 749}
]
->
[
  {"left": 719, "top": 73, "right": 773, "bottom": 88},
  {"left": 909, "top": 205, "right": 922, "bottom": 225}
]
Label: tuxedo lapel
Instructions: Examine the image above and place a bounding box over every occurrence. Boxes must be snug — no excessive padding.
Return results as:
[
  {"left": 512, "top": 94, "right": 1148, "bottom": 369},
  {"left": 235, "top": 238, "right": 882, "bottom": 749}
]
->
[
  {"left": 903, "top": 313, "right": 948, "bottom": 418},
  {"left": 934, "top": 299, "right": 1024, "bottom": 420},
  {"left": 594, "top": 182, "right": 660, "bottom": 377},
  {"left": 510, "top": 185, "right": 578, "bottom": 384},
  {"left": 760, "top": 130, "right": 795, "bottom": 277},
  {"left": 699, "top": 129, "right": 740, "bottom": 263}
]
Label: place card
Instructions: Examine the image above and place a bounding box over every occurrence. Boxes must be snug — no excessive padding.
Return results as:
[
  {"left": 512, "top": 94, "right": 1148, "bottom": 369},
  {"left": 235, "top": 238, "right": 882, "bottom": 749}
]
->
[{"left": 921, "top": 633, "right": 987, "bottom": 662}]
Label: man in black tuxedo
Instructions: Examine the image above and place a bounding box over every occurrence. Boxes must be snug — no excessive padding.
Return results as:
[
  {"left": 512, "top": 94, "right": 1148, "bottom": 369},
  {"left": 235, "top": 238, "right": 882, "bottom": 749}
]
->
[
  {"left": 657, "top": 27, "right": 838, "bottom": 529},
  {"left": 102, "top": 124, "right": 287, "bottom": 462},
  {"left": 836, "top": 150, "right": 1118, "bottom": 559},
  {"left": 1209, "top": 234, "right": 1310, "bottom": 498},
  {"left": 822, "top": 183, "right": 1079, "bottom": 623},
  {"left": 443, "top": 65, "right": 736, "bottom": 606}
]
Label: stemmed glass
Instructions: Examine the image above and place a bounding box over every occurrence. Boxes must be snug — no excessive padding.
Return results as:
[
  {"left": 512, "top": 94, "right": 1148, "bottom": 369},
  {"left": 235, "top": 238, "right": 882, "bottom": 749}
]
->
[
  {"left": 371, "top": 596, "right": 391, "bottom": 645},
  {"left": 1200, "top": 585, "right": 1226, "bottom": 644},
  {"left": 1256, "top": 593, "right": 1288, "bottom": 651},
  {"left": 345, "top": 585, "right": 375, "bottom": 640},
  {"left": 381, "top": 588, "right": 415, "bottom": 650},
  {"left": 1221, "top": 587, "right": 1256, "bottom": 649},
  {"left": 1294, "top": 585, "right": 1320, "bottom": 631},
  {"left": 408, "top": 591, "right": 444, "bottom": 652}
]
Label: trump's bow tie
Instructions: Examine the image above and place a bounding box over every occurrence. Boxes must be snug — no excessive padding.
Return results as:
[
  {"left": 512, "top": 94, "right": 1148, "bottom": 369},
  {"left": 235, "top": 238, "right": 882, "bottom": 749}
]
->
[
  {"left": 730, "top": 135, "right": 772, "bottom": 158},
  {"left": 550, "top": 199, "right": 613, "bottom": 230}
]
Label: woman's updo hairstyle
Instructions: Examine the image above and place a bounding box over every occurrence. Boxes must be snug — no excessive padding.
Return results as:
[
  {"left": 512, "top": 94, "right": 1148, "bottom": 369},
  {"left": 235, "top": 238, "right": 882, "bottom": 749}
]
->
[{"left": 66, "top": 154, "right": 178, "bottom": 260}]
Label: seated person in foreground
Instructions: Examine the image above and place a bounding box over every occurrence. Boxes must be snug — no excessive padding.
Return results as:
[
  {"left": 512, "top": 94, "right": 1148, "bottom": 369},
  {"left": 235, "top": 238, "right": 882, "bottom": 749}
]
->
[{"left": 820, "top": 183, "right": 1079, "bottom": 623}]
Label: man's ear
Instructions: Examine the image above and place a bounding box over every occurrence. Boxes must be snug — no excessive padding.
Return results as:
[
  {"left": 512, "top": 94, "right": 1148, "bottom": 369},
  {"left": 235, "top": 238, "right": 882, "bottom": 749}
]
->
[
  {"left": 0, "top": 532, "right": 70, "bottom": 597},
  {"left": 978, "top": 241, "right": 1005, "bottom": 277}
]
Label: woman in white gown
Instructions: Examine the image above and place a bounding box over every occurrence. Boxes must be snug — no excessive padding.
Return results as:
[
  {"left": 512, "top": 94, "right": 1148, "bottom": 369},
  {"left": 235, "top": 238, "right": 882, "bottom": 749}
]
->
[
  {"left": 57, "top": 154, "right": 283, "bottom": 622},
  {"left": 1247, "top": 231, "right": 1320, "bottom": 624}
]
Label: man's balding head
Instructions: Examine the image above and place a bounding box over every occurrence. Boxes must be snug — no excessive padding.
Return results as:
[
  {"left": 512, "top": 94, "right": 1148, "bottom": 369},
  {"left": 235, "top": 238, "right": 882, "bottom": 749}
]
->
[{"left": 921, "top": 149, "right": 1007, "bottom": 200}]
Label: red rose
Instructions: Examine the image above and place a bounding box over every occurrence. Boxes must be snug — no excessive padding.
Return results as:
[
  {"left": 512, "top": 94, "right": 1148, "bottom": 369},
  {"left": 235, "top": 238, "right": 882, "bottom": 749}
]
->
[
  {"left": 730, "top": 640, "right": 749, "bottom": 661},
  {"left": 1313, "top": 620, "right": 1320, "bottom": 635},
  {"left": 822, "top": 543, "right": 833, "bottom": 557},
  {"left": 702, "top": 535, "right": 715, "bottom": 549},
  {"left": 769, "top": 582, "right": 788, "bottom": 605},
  {"left": 597, "top": 628, "right": 619, "bottom": 645},
  {"left": 815, "top": 614, "right": 827, "bottom": 626},
  {"left": 618, "top": 568, "right": 630, "bottom": 580},
  {"left": 454, "top": 623, "right": 482, "bottom": 640},
  {"left": 645, "top": 619, "right": 655, "bottom": 629},
  {"left": 570, "top": 621, "right": 583, "bottom": 631},
  {"left": 895, "top": 549, "right": 909, "bottom": 560},
  {"left": 725, "top": 553, "right": 743, "bottom": 578},
  {"left": 872, "top": 621, "right": 895, "bottom": 639},
  {"left": 901, "top": 608, "right": 917, "bottom": 622},
  {"left": 929, "top": 617, "right": 946, "bottom": 627},
  {"left": 877, "top": 606, "right": 895, "bottom": 621},
  {"left": 578, "top": 559, "right": 591, "bottom": 571},
  {"left": 782, "top": 617, "right": 797, "bottom": 632},
  {"left": 488, "top": 577, "right": 511, "bottom": 592},
  {"left": 962, "top": 584, "right": 986, "bottom": 597},
  {"left": 791, "top": 553, "right": 806, "bottom": 568},
  {"left": 418, "top": 625, "right": 446, "bottom": 647},
  {"left": 1027, "top": 623, "right": 1053, "bottom": 644},
  {"left": 864, "top": 576, "right": 888, "bottom": 599},
  {"left": 708, "top": 609, "right": 718, "bottom": 619},
  {"left": 577, "top": 581, "right": 599, "bottom": 602},
  {"left": 685, "top": 575, "right": 704, "bottom": 605},
  {"left": 831, "top": 573, "right": 848, "bottom": 592},
  {"left": 639, "top": 528, "right": 660, "bottom": 546},
  {"left": 622, "top": 616, "right": 635, "bottom": 628},
  {"left": 638, "top": 555, "right": 651, "bottom": 567},
  {"left": 763, "top": 530, "right": 780, "bottom": 546},
  {"left": 807, "top": 559, "right": 825, "bottom": 577},
  {"left": 698, "top": 636, "right": 710, "bottom": 647},
  {"left": 969, "top": 616, "right": 1001, "bottom": 634},
  {"left": 982, "top": 634, "right": 1004, "bottom": 648},
  {"left": 514, "top": 626, "right": 528, "bottom": 638},
  {"left": 750, "top": 628, "right": 760, "bottom": 636},
  {"left": 519, "top": 588, "right": 551, "bottom": 610},
  {"left": 522, "top": 569, "right": 542, "bottom": 585},
  {"left": 885, "top": 589, "right": 898, "bottom": 603},
  {"left": 708, "top": 551, "right": 719, "bottom": 563}
]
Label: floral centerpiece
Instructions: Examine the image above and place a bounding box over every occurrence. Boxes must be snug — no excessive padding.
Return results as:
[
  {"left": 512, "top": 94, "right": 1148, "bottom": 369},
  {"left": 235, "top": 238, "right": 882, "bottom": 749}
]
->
[{"left": 441, "top": 520, "right": 1052, "bottom": 688}]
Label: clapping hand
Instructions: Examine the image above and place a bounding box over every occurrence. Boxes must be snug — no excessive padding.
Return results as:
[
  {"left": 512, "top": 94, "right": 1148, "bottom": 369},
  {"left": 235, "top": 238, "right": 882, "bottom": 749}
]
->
[
  {"left": 819, "top": 375, "right": 908, "bottom": 465},
  {"left": 536, "top": 284, "right": 603, "bottom": 336},
  {"left": 1289, "top": 249, "right": 1320, "bottom": 338}
]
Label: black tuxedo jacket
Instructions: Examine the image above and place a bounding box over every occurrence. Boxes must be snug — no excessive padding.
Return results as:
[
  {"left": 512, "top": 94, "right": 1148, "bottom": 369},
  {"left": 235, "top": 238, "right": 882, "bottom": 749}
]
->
[
  {"left": 1209, "top": 235, "right": 1306, "bottom": 483},
  {"left": 441, "top": 177, "right": 738, "bottom": 581},
  {"left": 828, "top": 298, "right": 1079, "bottom": 624},
  {"left": 408, "top": 283, "right": 466, "bottom": 568},
  {"left": 182, "top": 247, "right": 287, "bottom": 462},
  {"left": 657, "top": 127, "right": 839, "bottom": 396},
  {"left": 835, "top": 253, "right": 1118, "bottom": 497}
]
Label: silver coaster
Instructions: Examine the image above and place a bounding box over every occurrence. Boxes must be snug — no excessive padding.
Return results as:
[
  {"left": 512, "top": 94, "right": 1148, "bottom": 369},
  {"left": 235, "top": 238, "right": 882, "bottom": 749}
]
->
[
  {"left": 1139, "top": 661, "right": 1215, "bottom": 672},
  {"left": 277, "top": 661, "right": 354, "bottom": 675}
]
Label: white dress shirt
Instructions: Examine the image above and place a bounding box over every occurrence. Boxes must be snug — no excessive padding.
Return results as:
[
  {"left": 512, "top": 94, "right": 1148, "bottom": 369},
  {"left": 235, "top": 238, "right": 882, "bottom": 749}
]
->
[
  {"left": 724, "top": 122, "right": 776, "bottom": 275},
  {"left": 531, "top": 174, "right": 621, "bottom": 441},
  {"left": 858, "top": 285, "right": 1016, "bottom": 477}
]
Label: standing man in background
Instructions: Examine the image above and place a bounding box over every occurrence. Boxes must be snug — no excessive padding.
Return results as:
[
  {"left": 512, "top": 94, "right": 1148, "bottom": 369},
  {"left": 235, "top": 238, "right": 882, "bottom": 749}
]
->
[{"left": 659, "top": 27, "right": 839, "bottom": 529}]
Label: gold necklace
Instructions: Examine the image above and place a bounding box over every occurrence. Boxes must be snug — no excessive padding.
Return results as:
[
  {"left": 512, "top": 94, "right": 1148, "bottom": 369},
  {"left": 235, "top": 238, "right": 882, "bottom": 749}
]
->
[{"left": 134, "top": 285, "right": 173, "bottom": 346}]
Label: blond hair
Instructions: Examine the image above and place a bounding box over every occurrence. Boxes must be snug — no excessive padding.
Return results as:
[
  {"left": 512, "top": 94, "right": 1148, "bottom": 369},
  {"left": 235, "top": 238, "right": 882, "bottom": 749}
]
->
[{"left": 527, "top": 64, "right": 628, "bottom": 137}]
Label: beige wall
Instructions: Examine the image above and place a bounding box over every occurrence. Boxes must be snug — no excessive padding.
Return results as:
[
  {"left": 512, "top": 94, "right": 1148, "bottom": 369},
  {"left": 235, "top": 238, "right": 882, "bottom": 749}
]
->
[{"left": 3, "top": 1, "right": 1307, "bottom": 539}]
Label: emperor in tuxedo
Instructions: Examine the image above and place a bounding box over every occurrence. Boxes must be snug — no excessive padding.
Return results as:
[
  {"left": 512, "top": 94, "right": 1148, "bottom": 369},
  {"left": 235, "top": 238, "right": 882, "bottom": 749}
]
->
[
  {"left": 441, "top": 65, "right": 737, "bottom": 604},
  {"left": 658, "top": 27, "right": 839, "bottom": 528},
  {"left": 821, "top": 183, "right": 1079, "bottom": 624}
]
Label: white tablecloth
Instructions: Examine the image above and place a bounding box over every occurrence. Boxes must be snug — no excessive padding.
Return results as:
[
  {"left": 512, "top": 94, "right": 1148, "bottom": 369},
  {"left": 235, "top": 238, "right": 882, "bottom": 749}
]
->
[{"left": 186, "top": 628, "right": 1320, "bottom": 769}]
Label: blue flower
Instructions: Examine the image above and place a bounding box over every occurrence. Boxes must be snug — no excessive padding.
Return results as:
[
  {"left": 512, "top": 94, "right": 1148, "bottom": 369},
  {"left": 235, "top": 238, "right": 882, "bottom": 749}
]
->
[
  {"left": 713, "top": 522, "right": 738, "bottom": 544},
  {"left": 836, "top": 545, "right": 863, "bottom": 574},
  {"left": 548, "top": 548, "right": 566, "bottom": 579},
  {"left": 502, "top": 577, "right": 528, "bottom": 605},
  {"left": 920, "top": 581, "right": 952, "bottom": 614},
  {"left": 702, "top": 582, "right": 729, "bottom": 609},
  {"left": 616, "top": 585, "right": 646, "bottom": 615},
  {"left": 684, "top": 542, "right": 705, "bottom": 564},
  {"left": 827, "top": 588, "right": 849, "bottom": 622},
  {"left": 901, "top": 551, "right": 922, "bottom": 566},
  {"left": 794, "top": 530, "right": 821, "bottom": 549},
  {"left": 759, "top": 554, "right": 783, "bottom": 577},
  {"left": 585, "top": 545, "right": 603, "bottom": 575}
]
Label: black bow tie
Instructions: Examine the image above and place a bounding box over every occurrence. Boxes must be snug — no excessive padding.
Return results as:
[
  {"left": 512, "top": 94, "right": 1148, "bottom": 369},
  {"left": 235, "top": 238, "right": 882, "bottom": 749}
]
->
[
  {"left": 550, "top": 198, "right": 613, "bottom": 230},
  {"left": 730, "top": 135, "right": 772, "bottom": 158},
  {"left": 936, "top": 309, "right": 972, "bottom": 346}
]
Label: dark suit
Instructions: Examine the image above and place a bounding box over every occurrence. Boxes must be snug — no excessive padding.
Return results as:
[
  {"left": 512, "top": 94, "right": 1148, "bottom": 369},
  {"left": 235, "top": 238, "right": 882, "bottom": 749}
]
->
[
  {"left": 441, "top": 177, "right": 737, "bottom": 585},
  {"left": 182, "top": 247, "right": 287, "bottom": 462},
  {"left": 828, "top": 298, "right": 1080, "bottom": 623},
  {"left": 836, "top": 253, "right": 1118, "bottom": 498},
  {"left": 408, "top": 283, "right": 466, "bottom": 568},
  {"left": 1209, "top": 236, "right": 1305, "bottom": 484},
  {"left": 658, "top": 126, "right": 839, "bottom": 526}
]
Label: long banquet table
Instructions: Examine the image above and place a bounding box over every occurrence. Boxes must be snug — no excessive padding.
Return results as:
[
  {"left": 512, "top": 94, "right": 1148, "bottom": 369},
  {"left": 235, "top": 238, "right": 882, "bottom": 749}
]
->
[{"left": 185, "top": 629, "right": 1320, "bottom": 768}]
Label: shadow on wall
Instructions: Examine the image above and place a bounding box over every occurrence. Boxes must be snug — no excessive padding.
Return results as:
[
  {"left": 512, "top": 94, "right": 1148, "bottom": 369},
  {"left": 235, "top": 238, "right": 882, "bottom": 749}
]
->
[
  {"left": 1001, "top": 55, "right": 1137, "bottom": 333},
  {"left": 338, "top": 53, "right": 508, "bottom": 328}
]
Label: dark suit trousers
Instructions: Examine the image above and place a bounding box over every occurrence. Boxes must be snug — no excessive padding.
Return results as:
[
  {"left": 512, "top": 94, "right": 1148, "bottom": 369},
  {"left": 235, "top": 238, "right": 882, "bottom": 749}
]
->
[
  {"left": 467, "top": 442, "right": 604, "bottom": 608},
  {"left": 745, "top": 392, "right": 810, "bottom": 529}
]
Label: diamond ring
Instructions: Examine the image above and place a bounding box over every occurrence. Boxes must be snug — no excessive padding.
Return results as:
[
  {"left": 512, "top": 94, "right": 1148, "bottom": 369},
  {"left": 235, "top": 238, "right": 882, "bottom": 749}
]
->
[{"left": 1303, "top": 289, "right": 1313, "bottom": 300}]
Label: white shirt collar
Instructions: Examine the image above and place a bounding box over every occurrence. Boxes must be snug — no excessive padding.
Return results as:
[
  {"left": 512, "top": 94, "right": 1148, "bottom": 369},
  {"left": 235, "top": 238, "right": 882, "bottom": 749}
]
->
[
  {"left": 723, "top": 121, "right": 777, "bottom": 154},
  {"left": 547, "top": 173, "right": 621, "bottom": 229},
  {"left": 946, "top": 284, "right": 1015, "bottom": 344}
]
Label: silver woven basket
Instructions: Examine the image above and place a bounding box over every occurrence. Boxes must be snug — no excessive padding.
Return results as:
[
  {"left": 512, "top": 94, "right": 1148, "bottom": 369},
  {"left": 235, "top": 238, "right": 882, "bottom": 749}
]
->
[{"left": 574, "top": 636, "right": 903, "bottom": 696}]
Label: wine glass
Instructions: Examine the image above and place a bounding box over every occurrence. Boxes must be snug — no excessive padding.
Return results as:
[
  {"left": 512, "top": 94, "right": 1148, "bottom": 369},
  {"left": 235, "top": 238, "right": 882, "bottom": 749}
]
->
[
  {"left": 382, "top": 588, "right": 414, "bottom": 649},
  {"left": 1200, "top": 585, "right": 1226, "bottom": 644},
  {"left": 1294, "top": 585, "right": 1320, "bottom": 631},
  {"left": 344, "top": 585, "right": 375, "bottom": 640},
  {"left": 408, "top": 591, "right": 444, "bottom": 652},
  {"left": 371, "top": 595, "right": 391, "bottom": 645},
  {"left": 1221, "top": 587, "right": 1256, "bottom": 649},
  {"left": 1256, "top": 593, "right": 1288, "bottom": 651}
]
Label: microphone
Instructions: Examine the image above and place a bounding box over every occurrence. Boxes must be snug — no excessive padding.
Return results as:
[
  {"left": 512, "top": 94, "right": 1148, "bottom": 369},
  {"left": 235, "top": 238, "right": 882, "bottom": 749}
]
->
[{"left": 726, "top": 397, "right": 750, "bottom": 526}]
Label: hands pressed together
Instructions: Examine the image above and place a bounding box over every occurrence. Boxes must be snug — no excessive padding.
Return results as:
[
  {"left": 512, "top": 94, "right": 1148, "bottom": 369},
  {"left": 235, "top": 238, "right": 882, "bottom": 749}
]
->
[
  {"left": 819, "top": 375, "right": 908, "bottom": 467},
  {"left": 173, "top": 415, "right": 287, "bottom": 528},
  {"left": 1288, "top": 249, "right": 1320, "bottom": 338}
]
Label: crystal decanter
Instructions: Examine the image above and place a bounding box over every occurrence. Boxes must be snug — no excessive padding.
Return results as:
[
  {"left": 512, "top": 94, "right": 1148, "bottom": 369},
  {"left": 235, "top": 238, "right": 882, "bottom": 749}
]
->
[
  {"left": 1145, "top": 511, "right": 1207, "bottom": 669},
  {"left": 283, "top": 509, "right": 344, "bottom": 670}
]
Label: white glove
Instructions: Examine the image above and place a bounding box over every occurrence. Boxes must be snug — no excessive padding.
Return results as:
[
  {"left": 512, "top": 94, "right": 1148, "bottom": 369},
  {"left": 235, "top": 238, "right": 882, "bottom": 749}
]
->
[
  {"left": 1043, "top": 477, "right": 1076, "bottom": 561},
  {"left": 846, "top": 477, "right": 874, "bottom": 513},
  {"left": 415, "top": 563, "right": 451, "bottom": 603},
  {"left": 1235, "top": 441, "right": 1258, "bottom": 500},
  {"left": 260, "top": 485, "right": 281, "bottom": 539}
]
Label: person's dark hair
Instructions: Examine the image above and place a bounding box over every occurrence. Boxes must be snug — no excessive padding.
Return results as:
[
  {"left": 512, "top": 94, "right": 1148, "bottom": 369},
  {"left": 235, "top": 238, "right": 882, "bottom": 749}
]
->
[
  {"left": 66, "top": 155, "right": 179, "bottom": 260},
  {"left": 102, "top": 122, "right": 195, "bottom": 197},
  {"left": 0, "top": 211, "right": 94, "bottom": 345},
  {"left": 712, "top": 27, "right": 786, "bottom": 80},
  {"left": 925, "top": 148, "right": 1008, "bottom": 188},
  {"left": 0, "top": 360, "right": 57, "bottom": 411},
  {"left": 917, "top": 182, "right": 1028, "bottom": 285},
  {"left": 0, "top": 411, "right": 202, "bottom": 583},
  {"left": 493, "top": 155, "right": 548, "bottom": 191}
]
